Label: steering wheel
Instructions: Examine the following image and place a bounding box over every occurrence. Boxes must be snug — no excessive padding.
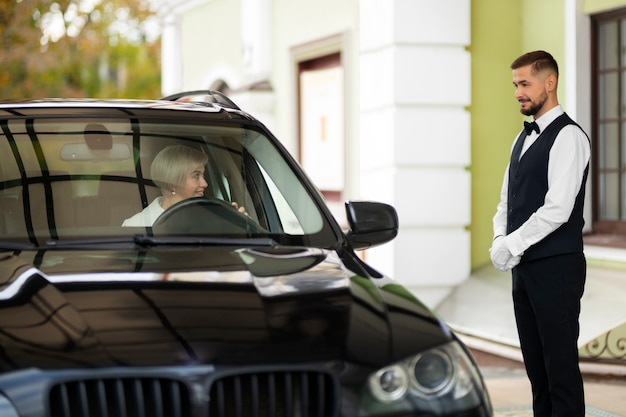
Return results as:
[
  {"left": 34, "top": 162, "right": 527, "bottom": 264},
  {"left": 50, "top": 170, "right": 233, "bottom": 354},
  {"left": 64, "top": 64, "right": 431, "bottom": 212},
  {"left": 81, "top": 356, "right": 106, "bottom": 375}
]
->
[{"left": 152, "top": 197, "right": 264, "bottom": 234}]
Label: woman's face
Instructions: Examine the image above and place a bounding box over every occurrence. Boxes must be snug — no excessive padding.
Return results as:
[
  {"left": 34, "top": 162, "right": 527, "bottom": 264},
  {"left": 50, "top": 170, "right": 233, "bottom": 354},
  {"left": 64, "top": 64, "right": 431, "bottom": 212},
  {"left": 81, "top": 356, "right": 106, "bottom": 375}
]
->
[{"left": 174, "top": 165, "right": 208, "bottom": 201}]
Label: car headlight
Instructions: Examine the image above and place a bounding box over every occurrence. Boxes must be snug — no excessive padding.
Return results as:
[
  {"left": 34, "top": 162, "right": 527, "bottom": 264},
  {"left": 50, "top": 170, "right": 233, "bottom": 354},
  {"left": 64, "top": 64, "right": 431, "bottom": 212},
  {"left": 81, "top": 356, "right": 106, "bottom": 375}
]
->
[
  {"left": 368, "top": 365, "right": 408, "bottom": 402},
  {"left": 364, "top": 341, "right": 492, "bottom": 416},
  {"left": 409, "top": 348, "right": 455, "bottom": 396}
]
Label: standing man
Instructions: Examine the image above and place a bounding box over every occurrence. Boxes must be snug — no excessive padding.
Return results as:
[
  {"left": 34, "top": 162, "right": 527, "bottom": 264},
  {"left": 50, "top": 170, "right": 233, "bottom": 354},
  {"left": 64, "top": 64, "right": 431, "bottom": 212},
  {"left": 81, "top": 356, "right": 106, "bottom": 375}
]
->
[{"left": 490, "top": 50, "right": 590, "bottom": 417}]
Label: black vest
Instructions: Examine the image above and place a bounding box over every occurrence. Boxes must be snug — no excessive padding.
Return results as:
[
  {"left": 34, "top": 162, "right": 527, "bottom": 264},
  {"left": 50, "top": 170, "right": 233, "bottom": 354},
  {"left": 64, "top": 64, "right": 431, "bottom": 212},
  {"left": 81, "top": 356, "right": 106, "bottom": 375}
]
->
[{"left": 507, "top": 113, "right": 589, "bottom": 262}]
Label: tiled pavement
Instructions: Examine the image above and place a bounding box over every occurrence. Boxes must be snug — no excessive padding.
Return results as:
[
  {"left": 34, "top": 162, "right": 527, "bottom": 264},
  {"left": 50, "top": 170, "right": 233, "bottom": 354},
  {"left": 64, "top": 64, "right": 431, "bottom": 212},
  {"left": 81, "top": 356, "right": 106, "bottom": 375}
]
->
[
  {"left": 481, "top": 366, "right": 626, "bottom": 417},
  {"left": 494, "top": 407, "right": 624, "bottom": 417}
]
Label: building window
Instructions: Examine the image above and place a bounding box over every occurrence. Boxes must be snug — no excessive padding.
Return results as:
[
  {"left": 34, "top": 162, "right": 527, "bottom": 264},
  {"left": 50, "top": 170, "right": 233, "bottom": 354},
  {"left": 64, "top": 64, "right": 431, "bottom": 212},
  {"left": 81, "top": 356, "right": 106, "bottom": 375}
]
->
[{"left": 592, "top": 10, "right": 626, "bottom": 236}]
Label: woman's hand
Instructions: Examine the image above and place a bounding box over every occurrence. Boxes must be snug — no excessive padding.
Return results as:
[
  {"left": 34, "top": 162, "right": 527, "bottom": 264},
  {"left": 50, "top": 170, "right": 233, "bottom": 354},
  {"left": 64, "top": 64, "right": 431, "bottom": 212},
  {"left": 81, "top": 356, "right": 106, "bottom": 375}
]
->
[{"left": 231, "top": 201, "right": 249, "bottom": 217}]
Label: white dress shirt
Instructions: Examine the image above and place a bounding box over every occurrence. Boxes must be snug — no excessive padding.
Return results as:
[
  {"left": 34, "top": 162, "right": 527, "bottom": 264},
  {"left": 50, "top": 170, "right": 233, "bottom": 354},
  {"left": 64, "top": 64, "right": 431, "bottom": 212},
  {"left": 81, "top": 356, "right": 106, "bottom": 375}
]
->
[
  {"left": 122, "top": 197, "right": 165, "bottom": 227},
  {"left": 492, "top": 105, "right": 591, "bottom": 257}
]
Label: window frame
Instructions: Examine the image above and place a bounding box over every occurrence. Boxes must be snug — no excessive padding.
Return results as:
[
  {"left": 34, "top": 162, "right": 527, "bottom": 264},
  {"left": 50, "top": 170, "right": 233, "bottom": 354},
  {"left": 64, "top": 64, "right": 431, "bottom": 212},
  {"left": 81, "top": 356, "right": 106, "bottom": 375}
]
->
[{"left": 592, "top": 9, "right": 626, "bottom": 235}]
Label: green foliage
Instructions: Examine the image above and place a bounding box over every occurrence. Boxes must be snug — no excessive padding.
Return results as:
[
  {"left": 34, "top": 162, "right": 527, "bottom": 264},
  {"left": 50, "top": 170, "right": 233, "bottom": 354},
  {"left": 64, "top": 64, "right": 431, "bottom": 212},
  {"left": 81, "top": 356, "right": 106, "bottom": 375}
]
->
[{"left": 0, "top": 0, "right": 161, "bottom": 99}]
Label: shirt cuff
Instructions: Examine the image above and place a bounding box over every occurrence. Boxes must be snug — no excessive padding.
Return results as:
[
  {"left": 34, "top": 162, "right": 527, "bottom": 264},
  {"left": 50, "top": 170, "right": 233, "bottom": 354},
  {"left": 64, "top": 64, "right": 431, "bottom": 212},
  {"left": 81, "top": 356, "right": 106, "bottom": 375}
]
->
[{"left": 504, "top": 231, "right": 525, "bottom": 257}]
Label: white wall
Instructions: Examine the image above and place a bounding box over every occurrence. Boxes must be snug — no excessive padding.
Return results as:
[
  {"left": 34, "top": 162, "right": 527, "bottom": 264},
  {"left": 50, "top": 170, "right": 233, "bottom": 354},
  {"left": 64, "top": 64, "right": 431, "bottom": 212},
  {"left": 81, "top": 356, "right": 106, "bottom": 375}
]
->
[
  {"left": 160, "top": 0, "right": 474, "bottom": 308},
  {"left": 180, "top": 0, "right": 245, "bottom": 93}
]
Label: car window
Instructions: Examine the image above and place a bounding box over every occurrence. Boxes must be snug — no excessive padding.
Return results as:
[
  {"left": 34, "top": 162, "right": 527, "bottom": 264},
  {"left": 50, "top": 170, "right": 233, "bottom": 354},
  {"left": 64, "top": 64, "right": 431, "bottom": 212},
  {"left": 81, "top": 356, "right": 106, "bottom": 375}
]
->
[{"left": 0, "top": 116, "right": 334, "bottom": 247}]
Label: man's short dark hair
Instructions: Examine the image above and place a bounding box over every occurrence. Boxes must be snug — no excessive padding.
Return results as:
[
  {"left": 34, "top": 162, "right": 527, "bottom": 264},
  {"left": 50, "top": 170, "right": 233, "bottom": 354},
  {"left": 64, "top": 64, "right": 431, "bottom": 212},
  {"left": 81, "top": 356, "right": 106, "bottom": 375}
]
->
[{"left": 510, "top": 50, "right": 559, "bottom": 78}]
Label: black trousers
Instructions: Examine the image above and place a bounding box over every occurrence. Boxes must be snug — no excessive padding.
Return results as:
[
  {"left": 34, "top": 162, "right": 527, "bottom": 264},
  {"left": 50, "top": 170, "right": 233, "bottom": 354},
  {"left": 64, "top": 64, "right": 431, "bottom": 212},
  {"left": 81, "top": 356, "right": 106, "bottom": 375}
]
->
[{"left": 512, "top": 252, "right": 586, "bottom": 417}]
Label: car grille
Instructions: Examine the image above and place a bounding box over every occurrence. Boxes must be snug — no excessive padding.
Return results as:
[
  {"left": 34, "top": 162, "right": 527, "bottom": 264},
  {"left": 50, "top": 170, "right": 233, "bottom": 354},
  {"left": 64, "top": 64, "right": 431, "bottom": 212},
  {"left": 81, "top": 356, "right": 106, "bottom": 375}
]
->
[
  {"left": 46, "top": 370, "right": 338, "bottom": 417},
  {"left": 49, "top": 377, "right": 191, "bottom": 417},
  {"left": 208, "top": 370, "right": 337, "bottom": 417}
]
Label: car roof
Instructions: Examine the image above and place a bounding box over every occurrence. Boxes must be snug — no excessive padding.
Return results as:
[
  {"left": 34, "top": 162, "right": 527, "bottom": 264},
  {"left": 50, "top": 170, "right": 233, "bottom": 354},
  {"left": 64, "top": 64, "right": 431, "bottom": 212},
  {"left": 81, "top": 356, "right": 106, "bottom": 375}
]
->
[{"left": 0, "top": 90, "right": 252, "bottom": 120}]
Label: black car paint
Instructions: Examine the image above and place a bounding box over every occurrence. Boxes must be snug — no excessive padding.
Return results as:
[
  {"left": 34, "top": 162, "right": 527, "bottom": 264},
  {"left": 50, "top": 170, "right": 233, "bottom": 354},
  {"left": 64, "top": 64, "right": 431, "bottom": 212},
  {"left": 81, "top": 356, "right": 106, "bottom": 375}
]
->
[{"left": 0, "top": 248, "right": 449, "bottom": 370}]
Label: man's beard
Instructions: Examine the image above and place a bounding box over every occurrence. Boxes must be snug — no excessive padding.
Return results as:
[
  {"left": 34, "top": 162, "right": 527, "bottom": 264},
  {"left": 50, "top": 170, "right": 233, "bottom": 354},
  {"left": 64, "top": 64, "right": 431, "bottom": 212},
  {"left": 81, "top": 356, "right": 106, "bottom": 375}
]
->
[{"left": 520, "top": 91, "right": 548, "bottom": 116}]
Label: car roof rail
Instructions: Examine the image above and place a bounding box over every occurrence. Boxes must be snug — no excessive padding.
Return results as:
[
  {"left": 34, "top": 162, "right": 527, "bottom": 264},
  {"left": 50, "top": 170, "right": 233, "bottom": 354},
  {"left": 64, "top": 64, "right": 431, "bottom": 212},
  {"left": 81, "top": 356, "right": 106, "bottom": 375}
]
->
[{"left": 160, "top": 90, "right": 240, "bottom": 110}]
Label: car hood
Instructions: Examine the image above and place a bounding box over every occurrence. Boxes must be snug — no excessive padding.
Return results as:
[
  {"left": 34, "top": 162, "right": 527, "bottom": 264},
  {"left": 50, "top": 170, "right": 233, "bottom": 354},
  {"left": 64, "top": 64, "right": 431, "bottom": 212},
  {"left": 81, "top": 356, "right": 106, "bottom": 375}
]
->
[{"left": 0, "top": 247, "right": 450, "bottom": 371}]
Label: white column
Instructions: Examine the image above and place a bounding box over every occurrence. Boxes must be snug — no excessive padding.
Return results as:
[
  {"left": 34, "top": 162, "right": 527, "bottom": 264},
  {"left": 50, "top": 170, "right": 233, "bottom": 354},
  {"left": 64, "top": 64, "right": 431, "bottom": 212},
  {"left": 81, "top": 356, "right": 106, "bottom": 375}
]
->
[
  {"left": 234, "top": 0, "right": 275, "bottom": 130},
  {"left": 160, "top": 13, "right": 182, "bottom": 96},
  {"left": 241, "top": 0, "right": 272, "bottom": 83},
  {"left": 565, "top": 0, "right": 592, "bottom": 233},
  {"left": 359, "top": 0, "right": 471, "bottom": 307}
]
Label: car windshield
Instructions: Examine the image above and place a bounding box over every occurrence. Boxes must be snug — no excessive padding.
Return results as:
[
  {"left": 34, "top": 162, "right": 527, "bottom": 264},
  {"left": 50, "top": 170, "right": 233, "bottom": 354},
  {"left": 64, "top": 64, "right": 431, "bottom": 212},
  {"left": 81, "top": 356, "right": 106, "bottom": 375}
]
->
[{"left": 0, "top": 114, "right": 338, "bottom": 248}]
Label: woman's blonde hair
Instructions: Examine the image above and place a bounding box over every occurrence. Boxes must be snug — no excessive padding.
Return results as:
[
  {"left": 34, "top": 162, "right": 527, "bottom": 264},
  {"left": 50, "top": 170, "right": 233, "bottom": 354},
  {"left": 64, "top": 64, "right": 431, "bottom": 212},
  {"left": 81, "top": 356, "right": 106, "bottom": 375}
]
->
[{"left": 151, "top": 145, "right": 208, "bottom": 191}]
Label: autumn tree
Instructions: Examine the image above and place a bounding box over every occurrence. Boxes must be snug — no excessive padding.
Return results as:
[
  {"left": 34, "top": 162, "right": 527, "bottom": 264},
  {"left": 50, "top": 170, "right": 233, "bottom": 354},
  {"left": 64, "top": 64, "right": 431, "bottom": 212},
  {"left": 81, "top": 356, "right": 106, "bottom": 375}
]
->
[{"left": 0, "top": 0, "right": 161, "bottom": 99}]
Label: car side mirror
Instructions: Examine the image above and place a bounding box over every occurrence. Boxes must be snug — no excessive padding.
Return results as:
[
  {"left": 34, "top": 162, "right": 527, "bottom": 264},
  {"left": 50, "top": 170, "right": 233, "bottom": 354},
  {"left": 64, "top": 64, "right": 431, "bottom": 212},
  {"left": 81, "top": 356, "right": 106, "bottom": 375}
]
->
[{"left": 345, "top": 201, "right": 398, "bottom": 250}]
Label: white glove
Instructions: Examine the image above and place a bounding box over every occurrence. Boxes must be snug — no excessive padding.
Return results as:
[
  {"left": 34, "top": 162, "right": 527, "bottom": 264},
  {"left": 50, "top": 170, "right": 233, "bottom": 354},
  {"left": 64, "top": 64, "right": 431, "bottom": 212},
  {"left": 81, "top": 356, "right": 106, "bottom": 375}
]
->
[
  {"left": 505, "top": 255, "right": 521, "bottom": 270},
  {"left": 489, "top": 236, "right": 518, "bottom": 272}
]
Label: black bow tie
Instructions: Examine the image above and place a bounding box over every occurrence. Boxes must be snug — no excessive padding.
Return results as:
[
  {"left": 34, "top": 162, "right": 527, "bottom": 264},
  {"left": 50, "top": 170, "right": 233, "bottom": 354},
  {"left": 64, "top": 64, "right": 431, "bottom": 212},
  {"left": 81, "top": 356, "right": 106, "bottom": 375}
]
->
[{"left": 524, "top": 121, "right": 540, "bottom": 135}]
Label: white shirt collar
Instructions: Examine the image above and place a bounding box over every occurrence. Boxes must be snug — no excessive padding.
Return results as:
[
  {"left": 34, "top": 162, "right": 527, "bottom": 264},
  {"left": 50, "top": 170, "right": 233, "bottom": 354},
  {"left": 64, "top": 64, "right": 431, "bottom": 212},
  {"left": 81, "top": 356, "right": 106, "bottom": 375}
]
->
[{"left": 533, "top": 105, "right": 563, "bottom": 133}]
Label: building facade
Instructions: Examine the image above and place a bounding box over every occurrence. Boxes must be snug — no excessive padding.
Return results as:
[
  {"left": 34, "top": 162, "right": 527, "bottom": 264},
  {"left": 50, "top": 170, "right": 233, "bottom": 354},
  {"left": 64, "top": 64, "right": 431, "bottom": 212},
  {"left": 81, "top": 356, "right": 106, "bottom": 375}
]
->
[{"left": 156, "top": 0, "right": 626, "bottom": 364}]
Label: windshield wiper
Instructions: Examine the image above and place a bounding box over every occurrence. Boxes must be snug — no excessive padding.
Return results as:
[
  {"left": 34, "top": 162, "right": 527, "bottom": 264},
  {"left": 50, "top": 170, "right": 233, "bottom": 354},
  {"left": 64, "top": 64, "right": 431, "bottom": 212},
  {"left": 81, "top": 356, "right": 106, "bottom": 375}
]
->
[
  {"left": 131, "top": 235, "right": 278, "bottom": 248},
  {"left": 40, "top": 235, "right": 278, "bottom": 249},
  {"left": 0, "top": 240, "right": 37, "bottom": 251}
]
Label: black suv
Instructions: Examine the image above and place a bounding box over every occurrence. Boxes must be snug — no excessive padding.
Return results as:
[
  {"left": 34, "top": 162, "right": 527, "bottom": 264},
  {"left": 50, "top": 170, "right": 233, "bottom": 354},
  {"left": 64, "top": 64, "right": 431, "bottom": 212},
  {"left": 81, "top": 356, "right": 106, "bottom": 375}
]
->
[{"left": 0, "top": 91, "right": 492, "bottom": 417}]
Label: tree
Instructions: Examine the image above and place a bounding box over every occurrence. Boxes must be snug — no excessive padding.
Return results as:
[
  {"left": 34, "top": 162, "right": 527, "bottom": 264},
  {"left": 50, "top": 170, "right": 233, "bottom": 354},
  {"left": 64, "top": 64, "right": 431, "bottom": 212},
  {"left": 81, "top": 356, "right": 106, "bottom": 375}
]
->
[{"left": 0, "top": 0, "right": 161, "bottom": 99}]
